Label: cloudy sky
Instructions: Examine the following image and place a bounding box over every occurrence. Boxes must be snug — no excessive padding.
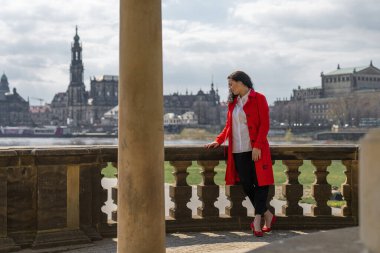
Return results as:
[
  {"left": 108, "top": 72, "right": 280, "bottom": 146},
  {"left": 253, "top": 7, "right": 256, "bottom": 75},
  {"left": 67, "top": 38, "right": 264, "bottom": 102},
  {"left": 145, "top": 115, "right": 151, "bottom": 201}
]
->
[{"left": 0, "top": 0, "right": 379, "bottom": 105}]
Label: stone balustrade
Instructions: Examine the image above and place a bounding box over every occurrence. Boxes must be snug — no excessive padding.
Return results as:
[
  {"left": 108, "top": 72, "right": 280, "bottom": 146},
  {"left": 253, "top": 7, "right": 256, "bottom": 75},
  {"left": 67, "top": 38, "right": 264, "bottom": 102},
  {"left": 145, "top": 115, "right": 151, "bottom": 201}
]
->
[{"left": 0, "top": 145, "right": 358, "bottom": 250}]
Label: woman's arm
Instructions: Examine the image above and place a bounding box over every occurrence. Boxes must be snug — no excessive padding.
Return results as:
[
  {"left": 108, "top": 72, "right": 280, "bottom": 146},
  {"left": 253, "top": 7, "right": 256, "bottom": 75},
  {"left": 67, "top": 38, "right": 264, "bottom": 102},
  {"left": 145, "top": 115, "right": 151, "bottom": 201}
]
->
[
  {"left": 215, "top": 110, "right": 231, "bottom": 145},
  {"left": 205, "top": 109, "right": 230, "bottom": 148},
  {"left": 253, "top": 94, "right": 270, "bottom": 149}
]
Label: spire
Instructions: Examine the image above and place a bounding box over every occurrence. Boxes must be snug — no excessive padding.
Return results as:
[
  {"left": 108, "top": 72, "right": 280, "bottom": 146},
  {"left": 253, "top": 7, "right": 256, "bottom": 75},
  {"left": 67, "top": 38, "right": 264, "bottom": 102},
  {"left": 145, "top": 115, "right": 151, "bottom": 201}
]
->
[
  {"left": 1, "top": 72, "right": 6, "bottom": 81},
  {"left": 370, "top": 60, "right": 373, "bottom": 67},
  {"left": 70, "top": 25, "right": 84, "bottom": 86},
  {"left": 0, "top": 72, "right": 9, "bottom": 93},
  {"left": 210, "top": 74, "right": 215, "bottom": 90},
  {"left": 74, "top": 25, "right": 80, "bottom": 42},
  {"left": 337, "top": 64, "right": 340, "bottom": 69}
]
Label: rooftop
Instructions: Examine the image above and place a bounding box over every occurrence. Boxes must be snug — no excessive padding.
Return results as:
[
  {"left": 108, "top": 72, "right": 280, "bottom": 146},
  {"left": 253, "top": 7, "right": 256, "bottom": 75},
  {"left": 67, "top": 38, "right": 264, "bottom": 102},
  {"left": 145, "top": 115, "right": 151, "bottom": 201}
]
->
[{"left": 324, "top": 66, "right": 368, "bottom": 76}]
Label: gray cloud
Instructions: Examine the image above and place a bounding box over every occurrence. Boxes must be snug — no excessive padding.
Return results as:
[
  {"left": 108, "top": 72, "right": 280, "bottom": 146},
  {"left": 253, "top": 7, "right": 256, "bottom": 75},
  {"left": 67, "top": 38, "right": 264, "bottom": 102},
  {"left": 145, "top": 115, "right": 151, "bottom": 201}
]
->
[
  {"left": 163, "top": 0, "right": 234, "bottom": 24},
  {"left": 162, "top": 0, "right": 380, "bottom": 104},
  {"left": 0, "top": 0, "right": 379, "bottom": 106}
]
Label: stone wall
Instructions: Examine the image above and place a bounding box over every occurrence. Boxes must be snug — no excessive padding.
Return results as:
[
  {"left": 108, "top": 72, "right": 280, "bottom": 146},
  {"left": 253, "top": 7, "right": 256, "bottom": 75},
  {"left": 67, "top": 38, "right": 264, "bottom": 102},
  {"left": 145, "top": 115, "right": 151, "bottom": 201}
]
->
[{"left": 0, "top": 145, "right": 359, "bottom": 250}]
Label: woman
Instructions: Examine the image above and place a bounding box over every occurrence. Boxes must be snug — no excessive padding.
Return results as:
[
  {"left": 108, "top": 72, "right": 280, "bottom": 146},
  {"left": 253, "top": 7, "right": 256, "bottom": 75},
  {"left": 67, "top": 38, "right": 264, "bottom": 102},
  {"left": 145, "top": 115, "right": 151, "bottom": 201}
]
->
[{"left": 205, "top": 71, "right": 275, "bottom": 237}]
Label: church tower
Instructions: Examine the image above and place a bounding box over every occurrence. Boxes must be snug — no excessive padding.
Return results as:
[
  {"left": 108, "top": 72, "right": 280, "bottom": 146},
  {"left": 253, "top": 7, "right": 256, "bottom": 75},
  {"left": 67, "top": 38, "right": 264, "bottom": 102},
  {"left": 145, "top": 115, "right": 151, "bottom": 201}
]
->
[
  {"left": 0, "top": 73, "right": 10, "bottom": 93},
  {"left": 0, "top": 73, "right": 10, "bottom": 101},
  {"left": 67, "top": 26, "right": 87, "bottom": 126}
]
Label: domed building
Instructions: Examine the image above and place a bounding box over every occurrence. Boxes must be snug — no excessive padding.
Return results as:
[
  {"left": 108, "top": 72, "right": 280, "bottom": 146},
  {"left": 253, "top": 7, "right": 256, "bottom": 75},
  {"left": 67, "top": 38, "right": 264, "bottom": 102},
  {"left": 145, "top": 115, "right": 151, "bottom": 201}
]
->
[{"left": 0, "top": 73, "right": 32, "bottom": 126}]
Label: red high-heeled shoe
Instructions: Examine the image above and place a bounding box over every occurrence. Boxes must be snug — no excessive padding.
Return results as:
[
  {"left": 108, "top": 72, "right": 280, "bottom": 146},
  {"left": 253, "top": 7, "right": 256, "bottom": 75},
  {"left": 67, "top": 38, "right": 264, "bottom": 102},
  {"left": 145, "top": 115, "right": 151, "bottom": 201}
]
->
[
  {"left": 262, "top": 214, "right": 276, "bottom": 233},
  {"left": 250, "top": 222, "right": 263, "bottom": 237}
]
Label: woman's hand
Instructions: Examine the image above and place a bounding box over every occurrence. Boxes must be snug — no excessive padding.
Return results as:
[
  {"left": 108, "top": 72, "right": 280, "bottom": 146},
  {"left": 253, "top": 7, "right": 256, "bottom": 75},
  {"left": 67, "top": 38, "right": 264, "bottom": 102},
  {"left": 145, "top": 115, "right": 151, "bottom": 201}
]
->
[
  {"left": 204, "top": 141, "right": 220, "bottom": 149},
  {"left": 252, "top": 148, "right": 261, "bottom": 161}
]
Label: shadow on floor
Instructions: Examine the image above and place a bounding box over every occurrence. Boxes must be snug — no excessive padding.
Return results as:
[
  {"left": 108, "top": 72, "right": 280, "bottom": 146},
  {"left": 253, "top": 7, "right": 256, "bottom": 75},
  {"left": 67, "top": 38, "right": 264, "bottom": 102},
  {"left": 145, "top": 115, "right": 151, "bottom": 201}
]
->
[
  {"left": 18, "top": 230, "right": 321, "bottom": 253},
  {"left": 166, "top": 229, "right": 319, "bottom": 248}
]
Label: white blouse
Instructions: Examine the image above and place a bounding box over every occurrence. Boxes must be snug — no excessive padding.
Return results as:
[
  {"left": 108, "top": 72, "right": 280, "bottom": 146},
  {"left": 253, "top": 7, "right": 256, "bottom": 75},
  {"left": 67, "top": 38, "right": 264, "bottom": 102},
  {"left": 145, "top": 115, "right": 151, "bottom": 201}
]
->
[{"left": 232, "top": 91, "right": 252, "bottom": 153}]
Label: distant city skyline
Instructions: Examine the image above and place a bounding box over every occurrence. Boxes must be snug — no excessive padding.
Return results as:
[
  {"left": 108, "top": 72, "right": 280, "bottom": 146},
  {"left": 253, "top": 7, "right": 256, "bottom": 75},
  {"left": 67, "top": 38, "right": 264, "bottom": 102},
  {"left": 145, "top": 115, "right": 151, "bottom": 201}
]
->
[{"left": 0, "top": 0, "right": 379, "bottom": 105}]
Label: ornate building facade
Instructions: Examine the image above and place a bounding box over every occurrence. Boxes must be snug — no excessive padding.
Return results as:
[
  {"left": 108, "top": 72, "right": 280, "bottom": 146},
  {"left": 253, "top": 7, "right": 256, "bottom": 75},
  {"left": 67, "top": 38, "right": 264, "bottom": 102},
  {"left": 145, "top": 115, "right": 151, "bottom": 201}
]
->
[
  {"left": 50, "top": 27, "right": 118, "bottom": 128},
  {"left": 164, "top": 83, "right": 221, "bottom": 126},
  {"left": 100, "top": 84, "right": 223, "bottom": 130},
  {"left": 30, "top": 105, "right": 52, "bottom": 126},
  {"left": 51, "top": 92, "right": 68, "bottom": 125},
  {"left": 271, "top": 62, "right": 380, "bottom": 127},
  {"left": 49, "top": 26, "right": 224, "bottom": 130},
  {"left": 321, "top": 61, "right": 380, "bottom": 97},
  {"left": 67, "top": 26, "right": 88, "bottom": 126},
  {"left": 90, "top": 75, "right": 118, "bottom": 123},
  {"left": 0, "top": 73, "right": 32, "bottom": 126}
]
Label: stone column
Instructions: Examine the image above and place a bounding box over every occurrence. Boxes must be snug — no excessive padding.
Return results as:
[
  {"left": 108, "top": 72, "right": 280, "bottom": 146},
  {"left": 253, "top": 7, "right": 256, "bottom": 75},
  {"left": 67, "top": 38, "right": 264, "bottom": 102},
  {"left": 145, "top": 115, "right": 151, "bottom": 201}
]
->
[
  {"left": 225, "top": 185, "right": 247, "bottom": 217},
  {"left": 282, "top": 160, "right": 303, "bottom": 215},
  {"left": 341, "top": 160, "right": 353, "bottom": 217},
  {"left": 311, "top": 160, "right": 332, "bottom": 216},
  {"left": 118, "top": 0, "right": 165, "bottom": 252},
  {"left": 360, "top": 129, "right": 380, "bottom": 253},
  {"left": 197, "top": 161, "right": 219, "bottom": 217},
  {"left": 169, "top": 161, "right": 192, "bottom": 219}
]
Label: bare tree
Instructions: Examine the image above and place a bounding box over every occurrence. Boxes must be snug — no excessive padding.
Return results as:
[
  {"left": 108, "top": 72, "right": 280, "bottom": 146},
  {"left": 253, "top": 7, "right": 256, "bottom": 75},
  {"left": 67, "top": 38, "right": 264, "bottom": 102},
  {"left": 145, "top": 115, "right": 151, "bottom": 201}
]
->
[{"left": 327, "top": 97, "right": 349, "bottom": 126}]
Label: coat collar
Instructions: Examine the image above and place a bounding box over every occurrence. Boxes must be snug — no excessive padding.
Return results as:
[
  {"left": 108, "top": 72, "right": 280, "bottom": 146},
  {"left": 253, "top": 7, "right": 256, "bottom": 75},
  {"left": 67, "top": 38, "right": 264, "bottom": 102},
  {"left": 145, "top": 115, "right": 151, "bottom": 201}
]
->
[
  {"left": 229, "top": 89, "right": 256, "bottom": 108},
  {"left": 248, "top": 89, "right": 257, "bottom": 98}
]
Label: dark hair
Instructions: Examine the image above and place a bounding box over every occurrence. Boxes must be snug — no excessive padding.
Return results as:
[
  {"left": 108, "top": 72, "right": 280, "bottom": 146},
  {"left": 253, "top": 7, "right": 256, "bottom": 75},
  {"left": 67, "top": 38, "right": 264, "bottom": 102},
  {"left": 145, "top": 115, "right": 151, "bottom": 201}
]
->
[{"left": 227, "top": 71, "right": 254, "bottom": 103}]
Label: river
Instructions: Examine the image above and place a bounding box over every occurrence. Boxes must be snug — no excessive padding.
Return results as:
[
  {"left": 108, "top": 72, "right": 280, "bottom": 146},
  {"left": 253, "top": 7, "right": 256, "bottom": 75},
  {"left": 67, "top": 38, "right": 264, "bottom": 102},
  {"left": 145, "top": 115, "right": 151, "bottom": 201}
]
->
[
  {"left": 0, "top": 137, "right": 213, "bottom": 147},
  {"left": 0, "top": 137, "right": 356, "bottom": 147}
]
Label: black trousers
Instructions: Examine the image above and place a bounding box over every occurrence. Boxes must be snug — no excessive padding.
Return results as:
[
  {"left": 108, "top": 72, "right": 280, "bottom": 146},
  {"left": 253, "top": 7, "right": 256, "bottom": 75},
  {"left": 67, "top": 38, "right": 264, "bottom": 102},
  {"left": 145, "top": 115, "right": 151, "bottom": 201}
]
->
[{"left": 233, "top": 151, "right": 269, "bottom": 215}]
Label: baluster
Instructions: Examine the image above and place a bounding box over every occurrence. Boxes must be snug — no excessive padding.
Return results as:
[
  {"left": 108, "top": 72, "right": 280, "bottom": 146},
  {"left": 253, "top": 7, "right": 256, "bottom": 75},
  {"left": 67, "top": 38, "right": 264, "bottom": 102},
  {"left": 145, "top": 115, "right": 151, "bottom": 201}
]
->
[
  {"left": 111, "top": 162, "right": 118, "bottom": 222},
  {"left": 100, "top": 163, "right": 110, "bottom": 223},
  {"left": 266, "top": 160, "right": 276, "bottom": 215},
  {"left": 169, "top": 161, "right": 192, "bottom": 219},
  {"left": 282, "top": 160, "right": 303, "bottom": 215},
  {"left": 92, "top": 162, "right": 113, "bottom": 237},
  {"left": 341, "top": 160, "right": 353, "bottom": 216},
  {"left": 350, "top": 160, "right": 359, "bottom": 224},
  {"left": 97, "top": 147, "right": 117, "bottom": 237},
  {"left": 311, "top": 160, "right": 332, "bottom": 216},
  {"left": 197, "top": 161, "right": 219, "bottom": 217},
  {"left": 111, "top": 186, "right": 118, "bottom": 222},
  {"left": 225, "top": 184, "right": 247, "bottom": 217},
  {"left": 0, "top": 158, "right": 20, "bottom": 251}
]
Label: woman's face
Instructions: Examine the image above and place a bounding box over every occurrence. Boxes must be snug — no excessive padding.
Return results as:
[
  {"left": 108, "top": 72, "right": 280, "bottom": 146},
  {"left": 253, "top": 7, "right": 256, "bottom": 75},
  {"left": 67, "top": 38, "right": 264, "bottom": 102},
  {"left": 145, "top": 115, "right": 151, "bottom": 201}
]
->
[{"left": 228, "top": 78, "right": 242, "bottom": 95}]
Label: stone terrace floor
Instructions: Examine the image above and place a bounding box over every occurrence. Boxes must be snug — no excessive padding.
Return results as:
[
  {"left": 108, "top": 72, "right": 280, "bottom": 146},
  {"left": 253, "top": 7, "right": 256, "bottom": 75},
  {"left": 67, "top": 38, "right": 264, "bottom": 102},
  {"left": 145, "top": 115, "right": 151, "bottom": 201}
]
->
[{"left": 18, "top": 230, "right": 320, "bottom": 253}]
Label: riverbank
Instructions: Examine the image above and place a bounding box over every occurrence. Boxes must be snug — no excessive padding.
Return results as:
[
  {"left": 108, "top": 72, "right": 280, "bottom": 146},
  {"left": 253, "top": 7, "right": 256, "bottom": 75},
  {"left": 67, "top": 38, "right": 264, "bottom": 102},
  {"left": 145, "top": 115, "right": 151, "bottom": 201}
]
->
[
  {"left": 164, "top": 128, "right": 360, "bottom": 144},
  {"left": 165, "top": 128, "right": 216, "bottom": 141}
]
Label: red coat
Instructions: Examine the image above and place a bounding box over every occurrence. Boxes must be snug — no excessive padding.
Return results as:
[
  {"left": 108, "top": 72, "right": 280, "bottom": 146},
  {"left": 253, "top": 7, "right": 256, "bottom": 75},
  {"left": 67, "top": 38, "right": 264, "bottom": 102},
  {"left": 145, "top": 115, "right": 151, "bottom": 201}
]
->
[{"left": 215, "top": 89, "right": 274, "bottom": 186}]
